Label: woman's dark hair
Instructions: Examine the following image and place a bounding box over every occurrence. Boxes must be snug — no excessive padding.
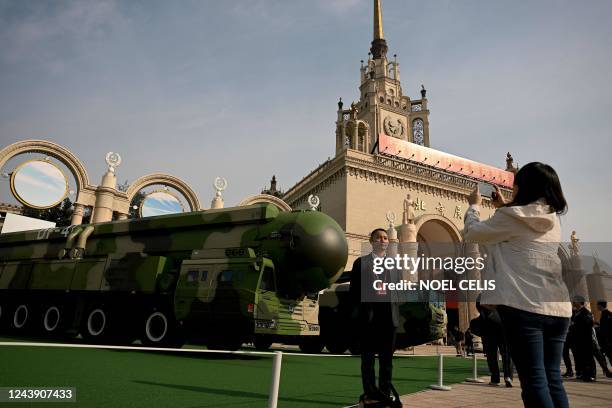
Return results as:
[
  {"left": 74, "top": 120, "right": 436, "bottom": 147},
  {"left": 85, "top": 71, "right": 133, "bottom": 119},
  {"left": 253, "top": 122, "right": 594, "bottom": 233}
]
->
[{"left": 508, "top": 162, "right": 567, "bottom": 214}]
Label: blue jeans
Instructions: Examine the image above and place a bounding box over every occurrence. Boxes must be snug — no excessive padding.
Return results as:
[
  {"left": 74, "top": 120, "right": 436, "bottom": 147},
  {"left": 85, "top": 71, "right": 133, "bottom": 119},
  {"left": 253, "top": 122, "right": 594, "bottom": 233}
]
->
[{"left": 498, "top": 306, "right": 570, "bottom": 408}]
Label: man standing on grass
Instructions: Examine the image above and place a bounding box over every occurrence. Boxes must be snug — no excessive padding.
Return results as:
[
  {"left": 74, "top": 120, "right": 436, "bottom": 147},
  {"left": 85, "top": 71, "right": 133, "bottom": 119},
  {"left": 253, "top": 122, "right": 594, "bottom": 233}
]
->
[{"left": 349, "top": 228, "right": 400, "bottom": 404}]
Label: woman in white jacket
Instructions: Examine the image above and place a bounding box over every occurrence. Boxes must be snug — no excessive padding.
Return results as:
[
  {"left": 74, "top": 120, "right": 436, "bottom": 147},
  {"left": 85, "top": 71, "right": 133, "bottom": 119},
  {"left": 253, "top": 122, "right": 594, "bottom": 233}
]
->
[{"left": 463, "top": 162, "right": 571, "bottom": 408}]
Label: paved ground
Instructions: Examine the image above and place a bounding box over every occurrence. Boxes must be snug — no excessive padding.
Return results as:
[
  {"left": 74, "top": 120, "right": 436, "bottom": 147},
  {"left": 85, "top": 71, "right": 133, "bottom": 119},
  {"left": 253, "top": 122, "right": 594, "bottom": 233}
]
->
[{"left": 400, "top": 363, "right": 612, "bottom": 408}]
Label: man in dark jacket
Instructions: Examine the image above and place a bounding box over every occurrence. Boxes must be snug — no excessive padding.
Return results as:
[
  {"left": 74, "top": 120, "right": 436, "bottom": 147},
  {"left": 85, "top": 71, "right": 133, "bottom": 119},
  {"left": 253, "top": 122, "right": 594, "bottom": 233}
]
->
[
  {"left": 573, "top": 299, "right": 596, "bottom": 381},
  {"left": 598, "top": 301, "right": 612, "bottom": 367},
  {"left": 349, "top": 228, "right": 400, "bottom": 403}
]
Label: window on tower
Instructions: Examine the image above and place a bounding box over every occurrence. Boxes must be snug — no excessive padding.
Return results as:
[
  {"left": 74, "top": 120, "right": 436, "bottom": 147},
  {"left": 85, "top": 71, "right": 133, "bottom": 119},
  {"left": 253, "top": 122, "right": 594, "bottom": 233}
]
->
[
  {"left": 412, "top": 118, "right": 424, "bottom": 145},
  {"left": 357, "top": 123, "right": 367, "bottom": 152}
]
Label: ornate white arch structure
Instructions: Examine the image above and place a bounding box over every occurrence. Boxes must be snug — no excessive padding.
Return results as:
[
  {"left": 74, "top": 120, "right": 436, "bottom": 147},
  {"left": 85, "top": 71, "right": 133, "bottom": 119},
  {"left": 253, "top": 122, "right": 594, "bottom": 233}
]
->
[
  {"left": 0, "top": 139, "right": 92, "bottom": 195},
  {"left": 238, "top": 194, "right": 292, "bottom": 212},
  {"left": 126, "top": 173, "right": 201, "bottom": 212}
]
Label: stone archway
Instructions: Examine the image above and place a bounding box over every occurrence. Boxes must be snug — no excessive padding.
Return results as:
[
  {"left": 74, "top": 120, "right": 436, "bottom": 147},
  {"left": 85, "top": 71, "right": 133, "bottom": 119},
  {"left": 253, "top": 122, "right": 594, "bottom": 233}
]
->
[
  {"left": 413, "top": 214, "right": 469, "bottom": 337},
  {"left": 238, "top": 194, "right": 292, "bottom": 212},
  {"left": 126, "top": 173, "right": 201, "bottom": 212},
  {"left": 0, "top": 139, "right": 93, "bottom": 200},
  {"left": 414, "top": 214, "right": 462, "bottom": 243},
  {"left": 414, "top": 214, "right": 462, "bottom": 281},
  {"left": 0, "top": 140, "right": 100, "bottom": 224}
]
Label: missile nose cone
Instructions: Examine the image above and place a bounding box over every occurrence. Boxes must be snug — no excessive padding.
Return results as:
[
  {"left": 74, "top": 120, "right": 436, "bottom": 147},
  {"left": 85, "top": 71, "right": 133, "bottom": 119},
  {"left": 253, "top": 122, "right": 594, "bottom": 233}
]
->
[
  {"left": 291, "top": 211, "right": 348, "bottom": 284},
  {"left": 313, "top": 225, "right": 349, "bottom": 280},
  {"left": 266, "top": 210, "right": 349, "bottom": 295}
]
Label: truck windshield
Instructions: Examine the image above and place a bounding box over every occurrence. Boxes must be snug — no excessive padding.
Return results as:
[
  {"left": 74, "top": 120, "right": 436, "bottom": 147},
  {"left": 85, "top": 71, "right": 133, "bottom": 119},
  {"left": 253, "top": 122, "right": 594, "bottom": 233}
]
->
[{"left": 259, "top": 266, "right": 276, "bottom": 292}]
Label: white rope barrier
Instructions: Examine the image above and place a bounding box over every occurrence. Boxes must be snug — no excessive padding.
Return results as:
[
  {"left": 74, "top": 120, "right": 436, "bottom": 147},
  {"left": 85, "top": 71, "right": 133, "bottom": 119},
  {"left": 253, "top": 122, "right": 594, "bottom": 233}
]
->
[{"left": 0, "top": 341, "right": 458, "bottom": 358}]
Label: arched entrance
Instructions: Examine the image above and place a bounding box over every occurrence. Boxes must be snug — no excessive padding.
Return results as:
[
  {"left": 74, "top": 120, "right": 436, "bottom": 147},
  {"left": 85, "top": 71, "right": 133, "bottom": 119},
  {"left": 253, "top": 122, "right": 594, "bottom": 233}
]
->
[{"left": 414, "top": 214, "right": 464, "bottom": 340}]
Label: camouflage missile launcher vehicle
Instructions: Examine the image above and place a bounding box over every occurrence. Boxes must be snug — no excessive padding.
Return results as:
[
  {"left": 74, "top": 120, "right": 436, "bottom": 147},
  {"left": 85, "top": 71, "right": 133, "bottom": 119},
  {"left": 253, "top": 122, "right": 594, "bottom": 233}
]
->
[{"left": 0, "top": 204, "right": 348, "bottom": 350}]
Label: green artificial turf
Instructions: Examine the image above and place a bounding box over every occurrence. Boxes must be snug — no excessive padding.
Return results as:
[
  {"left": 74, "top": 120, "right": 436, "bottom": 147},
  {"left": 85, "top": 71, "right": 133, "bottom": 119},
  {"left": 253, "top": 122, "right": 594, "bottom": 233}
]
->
[{"left": 0, "top": 338, "right": 488, "bottom": 407}]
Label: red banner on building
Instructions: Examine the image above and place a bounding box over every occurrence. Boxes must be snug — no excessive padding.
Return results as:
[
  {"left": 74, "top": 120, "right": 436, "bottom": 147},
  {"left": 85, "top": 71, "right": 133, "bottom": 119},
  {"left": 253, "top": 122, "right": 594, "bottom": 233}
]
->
[{"left": 378, "top": 133, "right": 514, "bottom": 188}]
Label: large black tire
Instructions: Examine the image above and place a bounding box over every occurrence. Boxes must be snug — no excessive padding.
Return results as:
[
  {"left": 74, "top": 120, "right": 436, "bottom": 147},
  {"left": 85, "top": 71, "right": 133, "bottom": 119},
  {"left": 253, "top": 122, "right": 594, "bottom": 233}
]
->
[
  {"left": 325, "top": 338, "right": 348, "bottom": 354},
  {"left": 80, "top": 303, "right": 135, "bottom": 345},
  {"left": 253, "top": 335, "right": 273, "bottom": 351},
  {"left": 11, "top": 303, "right": 31, "bottom": 333},
  {"left": 141, "top": 309, "right": 185, "bottom": 348},
  {"left": 206, "top": 333, "right": 244, "bottom": 351},
  {"left": 41, "top": 304, "right": 64, "bottom": 337},
  {"left": 80, "top": 305, "right": 111, "bottom": 343},
  {"left": 0, "top": 302, "right": 7, "bottom": 334},
  {"left": 298, "top": 336, "right": 325, "bottom": 354}
]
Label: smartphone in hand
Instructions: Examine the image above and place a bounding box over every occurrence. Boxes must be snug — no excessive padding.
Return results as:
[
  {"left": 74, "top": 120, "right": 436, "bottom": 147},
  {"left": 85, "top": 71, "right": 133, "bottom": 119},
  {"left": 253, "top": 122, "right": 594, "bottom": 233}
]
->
[{"left": 478, "top": 182, "right": 497, "bottom": 198}]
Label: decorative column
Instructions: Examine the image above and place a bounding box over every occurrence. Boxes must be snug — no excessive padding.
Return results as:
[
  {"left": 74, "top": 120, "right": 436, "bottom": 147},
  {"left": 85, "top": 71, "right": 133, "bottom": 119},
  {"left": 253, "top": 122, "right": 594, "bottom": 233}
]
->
[
  {"left": 210, "top": 177, "right": 227, "bottom": 209},
  {"left": 70, "top": 203, "right": 85, "bottom": 225},
  {"left": 565, "top": 231, "right": 589, "bottom": 307},
  {"left": 587, "top": 259, "right": 606, "bottom": 322},
  {"left": 91, "top": 152, "right": 121, "bottom": 224}
]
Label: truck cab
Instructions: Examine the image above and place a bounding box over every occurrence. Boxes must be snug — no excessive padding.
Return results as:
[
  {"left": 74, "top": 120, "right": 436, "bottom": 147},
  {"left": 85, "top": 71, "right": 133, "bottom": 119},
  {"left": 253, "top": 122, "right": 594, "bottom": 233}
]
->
[{"left": 174, "top": 247, "right": 319, "bottom": 350}]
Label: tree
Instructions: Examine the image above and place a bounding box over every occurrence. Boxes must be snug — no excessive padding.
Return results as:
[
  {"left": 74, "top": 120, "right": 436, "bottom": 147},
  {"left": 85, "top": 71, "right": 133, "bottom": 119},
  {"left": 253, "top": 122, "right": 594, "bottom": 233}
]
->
[
  {"left": 129, "top": 190, "right": 145, "bottom": 219},
  {"left": 22, "top": 197, "right": 74, "bottom": 227},
  {"left": 117, "top": 179, "right": 144, "bottom": 219}
]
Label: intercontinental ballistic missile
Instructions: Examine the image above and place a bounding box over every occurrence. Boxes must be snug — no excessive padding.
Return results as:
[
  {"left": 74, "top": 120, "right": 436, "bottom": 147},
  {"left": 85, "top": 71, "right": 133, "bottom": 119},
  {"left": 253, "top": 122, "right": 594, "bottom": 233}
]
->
[{"left": 0, "top": 204, "right": 348, "bottom": 350}]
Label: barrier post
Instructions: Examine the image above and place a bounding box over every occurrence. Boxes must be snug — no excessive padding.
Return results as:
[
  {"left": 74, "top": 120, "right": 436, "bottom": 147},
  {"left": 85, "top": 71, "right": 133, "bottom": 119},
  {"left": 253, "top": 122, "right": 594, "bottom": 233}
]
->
[
  {"left": 465, "top": 352, "right": 485, "bottom": 383},
  {"left": 429, "top": 354, "right": 452, "bottom": 391},
  {"left": 268, "top": 351, "right": 283, "bottom": 408}
]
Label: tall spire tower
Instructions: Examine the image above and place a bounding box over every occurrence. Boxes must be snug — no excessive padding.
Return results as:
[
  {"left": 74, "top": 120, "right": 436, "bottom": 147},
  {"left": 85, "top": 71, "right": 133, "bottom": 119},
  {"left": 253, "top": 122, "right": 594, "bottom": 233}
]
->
[
  {"left": 334, "top": 0, "right": 431, "bottom": 156},
  {"left": 370, "top": 0, "right": 388, "bottom": 59}
]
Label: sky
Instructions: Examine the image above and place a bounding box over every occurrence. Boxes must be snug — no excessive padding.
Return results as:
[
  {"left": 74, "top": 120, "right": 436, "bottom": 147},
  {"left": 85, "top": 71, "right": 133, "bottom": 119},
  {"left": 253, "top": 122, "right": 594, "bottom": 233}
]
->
[{"left": 1, "top": 0, "right": 611, "bottom": 241}]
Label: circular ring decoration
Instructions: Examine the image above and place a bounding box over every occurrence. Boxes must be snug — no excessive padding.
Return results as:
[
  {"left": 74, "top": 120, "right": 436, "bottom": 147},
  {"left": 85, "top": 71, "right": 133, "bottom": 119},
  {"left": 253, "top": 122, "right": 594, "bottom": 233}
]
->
[
  {"left": 105, "top": 151, "right": 122, "bottom": 170},
  {"left": 140, "top": 189, "right": 185, "bottom": 218},
  {"left": 214, "top": 176, "right": 228, "bottom": 192},
  {"left": 10, "top": 159, "right": 69, "bottom": 209},
  {"left": 307, "top": 194, "right": 320, "bottom": 210}
]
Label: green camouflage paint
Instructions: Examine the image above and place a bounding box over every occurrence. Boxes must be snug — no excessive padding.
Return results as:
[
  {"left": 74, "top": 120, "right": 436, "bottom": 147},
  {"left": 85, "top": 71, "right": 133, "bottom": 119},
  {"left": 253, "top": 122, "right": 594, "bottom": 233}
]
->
[{"left": 0, "top": 204, "right": 348, "bottom": 350}]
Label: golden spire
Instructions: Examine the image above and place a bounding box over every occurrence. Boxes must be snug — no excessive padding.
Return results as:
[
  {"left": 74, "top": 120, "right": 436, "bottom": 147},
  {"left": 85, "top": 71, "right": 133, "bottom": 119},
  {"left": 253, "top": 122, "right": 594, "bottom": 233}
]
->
[
  {"left": 373, "top": 0, "right": 384, "bottom": 40},
  {"left": 370, "top": 0, "right": 388, "bottom": 59}
]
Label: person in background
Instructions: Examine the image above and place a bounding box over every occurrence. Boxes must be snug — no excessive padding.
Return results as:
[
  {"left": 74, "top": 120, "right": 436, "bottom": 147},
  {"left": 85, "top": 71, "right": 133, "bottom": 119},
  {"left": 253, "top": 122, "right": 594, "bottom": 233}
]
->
[
  {"left": 597, "top": 301, "right": 612, "bottom": 367},
  {"left": 465, "top": 328, "right": 474, "bottom": 356},
  {"left": 452, "top": 325, "right": 465, "bottom": 357},
  {"left": 463, "top": 162, "right": 571, "bottom": 408},
  {"left": 572, "top": 298, "right": 596, "bottom": 382}
]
